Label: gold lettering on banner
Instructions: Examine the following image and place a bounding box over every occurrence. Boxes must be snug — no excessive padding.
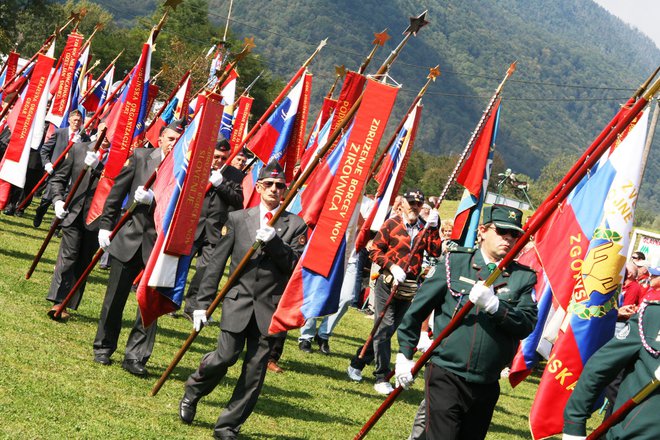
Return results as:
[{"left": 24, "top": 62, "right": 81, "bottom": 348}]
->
[
  {"left": 53, "top": 35, "right": 83, "bottom": 115},
  {"left": 18, "top": 76, "right": 47, "bottom": 141},
  {"left": 547, "top": 353, "right": 577, "bottom": 391}
]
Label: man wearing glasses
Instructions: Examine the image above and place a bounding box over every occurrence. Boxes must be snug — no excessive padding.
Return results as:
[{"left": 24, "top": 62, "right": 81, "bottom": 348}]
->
[
  {"left": 395, "top": 204, "right": 537, "bottom": 440},
  {"left": 178, "top": 160, "right": 307, "bottom": 440},
  {"left": 347, "top": 189, "right": 442, "bottom": 395}
]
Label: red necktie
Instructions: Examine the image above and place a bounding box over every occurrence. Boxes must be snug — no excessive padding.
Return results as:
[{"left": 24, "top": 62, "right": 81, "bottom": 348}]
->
[{"left": 265, "top": 212, "right": 273, "bottom": 223}]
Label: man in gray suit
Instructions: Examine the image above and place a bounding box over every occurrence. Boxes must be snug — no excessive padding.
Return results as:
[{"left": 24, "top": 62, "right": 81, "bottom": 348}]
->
[
  {"left": 92, "top": 120, "right": 183, "bottom": 374},
  {"left": 46, "top": 128, "right": 109, "bottom": 319},
  {"left": 34, "top": 109, "right": 87, "bottom": 227},
  {"left": 178, "top": 160, "right": 307, "bottom": 440}
]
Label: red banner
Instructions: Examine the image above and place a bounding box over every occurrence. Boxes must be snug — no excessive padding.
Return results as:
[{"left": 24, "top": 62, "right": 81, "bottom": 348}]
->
[
  {"left": 3, "top": 51, "right": 19, "bottom": 88},
  {"left": 285, "top": 72, "right": 312, "bottom": 181},
  {"left": 50, "top": 32, "right": 84, "bottom": 117},
  {"left": 320, "top": 97, "right": 337, "bottom": 127},
  {"left": 146, "top": 83, "right": 160, "bottom": 119},
  {"left": 302, "top": 80, "right": 398, "bottom": 277},
  {"left": 165, "top": 93, "right": 224, "bottom": 255},
  {"left": 229, "top": 95, "right": 253, "bottom": 150},
  {"left": 86, "top": 39, "right": 152, "bottom": 225},
  {"left": 329, "top": 71, "right": 366, "bottom": 148},
  {"left": 4, "top": 54, "right": 54, "bottom": 162}
]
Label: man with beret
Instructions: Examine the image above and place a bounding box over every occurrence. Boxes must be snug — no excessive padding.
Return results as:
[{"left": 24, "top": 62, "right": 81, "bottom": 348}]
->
[
  {"left": 178, "top": 160, "right": 307, "bottom": 440},
  {"left": 348, "top": 189, "right": 442, "bottom": 395},
  {"left": 563, "top": 265, "right": 660, "bottom": 440},
  {"left": 45, "top": 126, "right": 109, "bottom": 319},
  {"left": 395, "top": 204, "right": 537, "bottom": 439},
  {"left": 92, "top": 120, "right": 183, "bottom": 374},
  {"left": 182, "top": 139, "right": 244, "bottom": 319}
]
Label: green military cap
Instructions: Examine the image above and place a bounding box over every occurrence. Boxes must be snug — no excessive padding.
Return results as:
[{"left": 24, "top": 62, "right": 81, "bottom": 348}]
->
[{"left": 482, "top": 204, "right": 524, "bottom": 233}]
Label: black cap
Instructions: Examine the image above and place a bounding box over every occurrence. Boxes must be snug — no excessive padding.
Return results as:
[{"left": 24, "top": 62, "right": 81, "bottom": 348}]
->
[
  {"left": 257, "top": 159, "right": 285, "bottom": 181},
  {"left": 166, "top": 119, "right": 185, "bottom": 134},
  {"left": 403, "top": 189, "right": 425, "bottom": 203},
  {"left": 216, "top": 138, "right": 231, "bottom": 151},
  {"left": 482, "top": 204, "right": 524, "bottom": 233},
  {"left": 236, "top": 147, "right": 253, "bottom": 158}
]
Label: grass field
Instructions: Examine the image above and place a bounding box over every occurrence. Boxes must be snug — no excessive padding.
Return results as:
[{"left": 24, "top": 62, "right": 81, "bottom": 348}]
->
[{"left": 0, "top": 202, "right": 591, "bottom": 439}]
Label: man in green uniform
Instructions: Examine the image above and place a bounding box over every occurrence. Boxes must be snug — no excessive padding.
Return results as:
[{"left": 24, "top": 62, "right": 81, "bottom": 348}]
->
[
  {"left": 396, "top": 204, "right": 537, "bottom": 440},
  {"left": 562, "top": 266, "right": 660, "bottom": 440}
]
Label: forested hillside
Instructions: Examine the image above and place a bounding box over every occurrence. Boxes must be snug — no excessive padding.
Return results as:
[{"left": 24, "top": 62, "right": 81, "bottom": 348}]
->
[{"left": 5, "top": 0, "right": 660, "bottom": 215}]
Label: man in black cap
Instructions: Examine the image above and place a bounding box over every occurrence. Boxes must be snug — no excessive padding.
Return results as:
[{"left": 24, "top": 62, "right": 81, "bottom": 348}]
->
[
  {"left": 92, "top": 119, "right": 183, "bottom": 374},
  {"left": 178, "top": 159, "right": 307, "bottom": 440},
  {"left": 347, "top": 188, "right": 442, "bottom": 395},
  {"left": 395, "top": 204, "right": 537, "bottom": 439},
  {"left": 182, "top": 138, "right": 244, "bottom": 319}
]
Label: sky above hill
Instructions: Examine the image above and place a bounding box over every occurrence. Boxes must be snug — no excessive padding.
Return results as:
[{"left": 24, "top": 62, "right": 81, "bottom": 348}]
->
[{"left": 592, "top": 0, "right": 660, "bottom": 49}]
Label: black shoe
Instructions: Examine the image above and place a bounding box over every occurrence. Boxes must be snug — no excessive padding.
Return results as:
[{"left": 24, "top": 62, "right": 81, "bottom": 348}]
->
[
  {"left": 3, "top": 206, "right": 15, "bottom": 216},
  {"left": 298, "top": 339, "right": 312, "bottom": 353},
  {"left": 315, "top": 335, "right": 330, "bottom": 355},
  {"left": 93, "top": 353, "right": 111, "bottom": 366},
  {"left": 179, "top": 395, "right": 197, "bottom": 424},
  {"left": 33, "top": 201, "right": 49, "bottom": 227},
  {"left": 122, "top": 359, "right": 148, "bottom": 376},
  {"left": 213, "top": 430, "right": 238, "bottom": 440}
]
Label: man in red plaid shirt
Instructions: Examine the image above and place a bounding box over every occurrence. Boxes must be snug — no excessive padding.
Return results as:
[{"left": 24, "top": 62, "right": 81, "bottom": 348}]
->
[{"left": 347, "top": 189, "right": 442, "bottom": 394}]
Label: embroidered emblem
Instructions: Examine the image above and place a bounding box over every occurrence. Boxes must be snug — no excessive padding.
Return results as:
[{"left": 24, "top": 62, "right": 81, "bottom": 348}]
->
[
  {"left": 615, "top": 324, "right": 630, "bottom": 340},
  {"left": 298, "top": 234, "right": 307, "bottom": 246},
  {"left": 221, "top": 226, "right": 228, "bottom": 236}
]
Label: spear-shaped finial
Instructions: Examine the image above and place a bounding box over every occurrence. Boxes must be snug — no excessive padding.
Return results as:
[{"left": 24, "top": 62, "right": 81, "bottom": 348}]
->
[
  {"left": 302, "top": 38, "right": 327, "bottom": 69},
  {"left": 212, "top": 40, "right": 256, "bottom": 90},
  {"left": 326, "top": 65, "right": 347, "bottom": 98}
]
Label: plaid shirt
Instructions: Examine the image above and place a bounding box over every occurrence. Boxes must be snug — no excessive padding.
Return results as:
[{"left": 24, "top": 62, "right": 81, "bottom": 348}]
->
[{"left": 369, "top": 215, "right": 442, "bottom": 279}]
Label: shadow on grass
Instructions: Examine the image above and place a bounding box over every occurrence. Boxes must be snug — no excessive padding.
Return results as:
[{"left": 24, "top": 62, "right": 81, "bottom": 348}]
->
[{"left": 0, "top": 247, "right": 57, "bottom": 266}]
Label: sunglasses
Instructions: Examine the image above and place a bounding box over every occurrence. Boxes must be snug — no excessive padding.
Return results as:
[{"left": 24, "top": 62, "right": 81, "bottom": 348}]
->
[
  {"left": 407, "top": 200, "right": 423, "bottom": 207},
  {"left": 489, "top": 225, "right": 523, "bottom": 239},
  {"left": 260, "top": 180, "right": 287, "bottom": 190}
]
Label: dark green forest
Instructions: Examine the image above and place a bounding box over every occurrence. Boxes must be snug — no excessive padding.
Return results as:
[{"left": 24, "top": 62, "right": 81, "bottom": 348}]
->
[{"left": 1, "top": 0, "right": 658, "bottom": 225}]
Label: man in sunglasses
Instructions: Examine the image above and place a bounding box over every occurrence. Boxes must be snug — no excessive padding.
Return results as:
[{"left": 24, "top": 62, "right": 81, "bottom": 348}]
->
[
  {"left": 347, "top": 188, "right": 442, "bottom": 395},
  {"left": 178, "top": 160, "right": 307, "bottom": 440},
  {"left": 395, "top": 204, "right": 537, "bottom": 440}
]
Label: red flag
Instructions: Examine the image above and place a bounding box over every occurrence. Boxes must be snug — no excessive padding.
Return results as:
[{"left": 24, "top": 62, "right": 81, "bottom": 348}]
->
[
  {"left": 285, "top": 72, "right": 312, "bottom": 181},
  {"left": 328, "top": 71, "right": 366, "bottom": 148},
  {"left": 49, "top": 32, "right": 84, "bottom": 118},
  {"left": 302, "top": 79, "right": 399, "bottom": 277},
  {"left": 229, "top": 95, "right": 253, "bottom": 150}
]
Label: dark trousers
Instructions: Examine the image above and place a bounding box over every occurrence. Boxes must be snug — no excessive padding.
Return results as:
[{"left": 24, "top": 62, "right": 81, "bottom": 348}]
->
[
  {"left": 425, "top": 364, "right": 500, "bottom": 440},
  {"left": 350, "top": 275, "right": 411, "bottom": 381},
  {"left": 18, "top": 149, "right": 44, "bottom": 208},
  {"left": 268, "top": 332, "right": 286, "bottom": 362},
  {"left": 93, "top": 252, "right": 157, "bottom": 363},
  {"left": 184, "top": 239, "right": 214, "bottom": 313},
  {"left": 184, "top": 314, "right": 273, "bottom": 438},
  {"left": 46, "top": 214, "right": 99, "bottom": 310}
]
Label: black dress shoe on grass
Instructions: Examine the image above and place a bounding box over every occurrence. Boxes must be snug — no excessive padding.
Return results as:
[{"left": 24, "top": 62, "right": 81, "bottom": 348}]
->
[
  {"left": 122, "top": 359, "right": 148, "bottom": 376},
  {"left": 298, "top": 339, "right": 312, "bottom": 353},
  {"left": 93, "top": 353, "right": 111, "bottom": 366},
  {"left": 179, "top": 395, "right": 197, "bottom": 424},
  {"left": 315, "top": 335, "right": 331, "bottom": 355}
]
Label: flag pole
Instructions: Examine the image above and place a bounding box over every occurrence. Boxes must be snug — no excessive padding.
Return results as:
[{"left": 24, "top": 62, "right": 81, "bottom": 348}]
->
[
  {"left": 358, "top": 63, "right": 511, "bottom": 359},
  {"left": 25, "top": 128, "right": 107, "bottom": 279},
  {"left": 150, "top": 11, "right": 429, "bottom": 397},
  {"left": 587, "top": 366, "right": 660, "bottom": 440},
  {"left": 143, "top": 70, "right": 191, "bottom": 134},
  {"left": 353, "top": 72, "right": 660, "bottom": 440},
  {"left": 79, "top": 50, "right": 124, "bottom": 106},
  {"left": 16, "top": 72, "right": 132, "bottom": 212},
  {"left": 358, "top": 29, "right": 389, "bottom": 75}
]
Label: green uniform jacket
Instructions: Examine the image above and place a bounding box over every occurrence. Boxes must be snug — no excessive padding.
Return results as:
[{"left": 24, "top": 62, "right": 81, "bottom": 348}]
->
[
  {"left": 398, "top": 248, "right": 537, "bottom": 384},
  {"left": 563, "top": 296, "right": 660, "bottom": 439}
]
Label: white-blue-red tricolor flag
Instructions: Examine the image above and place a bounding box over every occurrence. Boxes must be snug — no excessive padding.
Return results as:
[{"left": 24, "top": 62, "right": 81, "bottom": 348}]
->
[
  {"left": 528, "top": 108, "right": 650, "bottom": 439},
  {"left": 269, "top": 79, "right": 399, "bottom": 333}
]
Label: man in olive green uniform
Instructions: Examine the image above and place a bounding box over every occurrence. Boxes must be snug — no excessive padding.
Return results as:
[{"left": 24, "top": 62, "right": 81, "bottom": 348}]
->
[
  {"left": 562, "top": 266, "right": 660, "bottom": 440},
  {"left": 396, "top": 204, "right": 537, "bottom": 440}
]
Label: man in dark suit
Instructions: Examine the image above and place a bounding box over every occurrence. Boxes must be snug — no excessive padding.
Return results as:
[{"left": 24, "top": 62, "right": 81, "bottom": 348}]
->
[
  {"left": 182, "top": 139, "right": 244, "bottom": 318},
  {"left": 45, "top": 128, "right": 108, "bottom": 319},
  {"left": 33, "top": 109, "right": 87, "bottom": 226},
  {"left": 178, "top": 160, "right": 307, "bottom": 440},
  {"left": 92, "top": 120, "right": 183, "bottom": 374}
]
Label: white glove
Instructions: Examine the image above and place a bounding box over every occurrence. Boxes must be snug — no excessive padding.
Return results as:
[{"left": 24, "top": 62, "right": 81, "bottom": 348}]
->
[
  {"left": 193, "top": 310, "right": 207, "bottom": 332},
  {"left": 389, "top": 264, "right": 407, "bottom": 284},
  {"left": 256, "top": 225, "right": 276, "bottom": 243},
  {"left": 469, "top": 281, "right": 499, "bottom": 314},
  {"left": 98, "top": 229, "right": 112, "bottom": 250},
  {"left": 416, "top": 331, "right": 433, "bottom": 353},
  {"left": 84, "top": 150, "right": 100, "bottom": 168},
  {"left": 209, "top": 169, "right": 224, "bottom": 187},
  {"left": 561, "top": 435, "right": 586, "bottom": 440},
  {"left": 395, "top": 353, "right": 415, "bottom": 390},
  {"left": 134, "top": 186, "right": 154, "bottom": 205},
  {"left": 426, "top": 209, "right": 439, "bottom": 228},
  {"left": 54, "top": 200, "right": 68, "bottom": 220},
  {"left": 44, "top": 162, "right": 54, "bottom": 175}
]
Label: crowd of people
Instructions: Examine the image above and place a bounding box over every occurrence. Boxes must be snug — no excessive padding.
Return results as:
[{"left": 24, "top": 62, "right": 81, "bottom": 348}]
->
[{"left": 1, "top": 106, "right": 658, "bottom": 439}]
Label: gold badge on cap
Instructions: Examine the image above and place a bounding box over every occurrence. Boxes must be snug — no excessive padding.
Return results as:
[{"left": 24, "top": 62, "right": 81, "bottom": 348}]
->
[{"left": 508, "top": 211, "right": 517, "bottom": 219}]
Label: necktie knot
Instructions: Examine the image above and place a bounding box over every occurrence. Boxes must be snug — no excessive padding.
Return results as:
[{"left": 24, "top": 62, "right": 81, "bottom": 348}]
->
[{"left": 265, "top": 212, "right": 273, "bottom": 222}]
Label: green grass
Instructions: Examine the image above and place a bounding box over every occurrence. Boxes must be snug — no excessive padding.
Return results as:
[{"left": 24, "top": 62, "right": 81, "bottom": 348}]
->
[{"left": 0, "top": 204, "right": 592, "bottom": 439}]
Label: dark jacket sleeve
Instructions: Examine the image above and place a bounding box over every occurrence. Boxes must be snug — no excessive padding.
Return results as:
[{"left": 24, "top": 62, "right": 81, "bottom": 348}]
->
[
  {"left": 196, "top": 214, "right": 236, "bottom": 308},
  {"left": 39, "top": 127, "right": 58, "bottom": 165},
  {"left": 489, "top": 268, "right": 538, "bottom": 339},
  {"left": 49, "top": 146, "right": 75, "bottom": 203},
  {"left": 98, "top": 154, "right": 136, "bottom": 231},
  {"left": 262, "top": 214, "right": 307, "bottom": 274}
]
